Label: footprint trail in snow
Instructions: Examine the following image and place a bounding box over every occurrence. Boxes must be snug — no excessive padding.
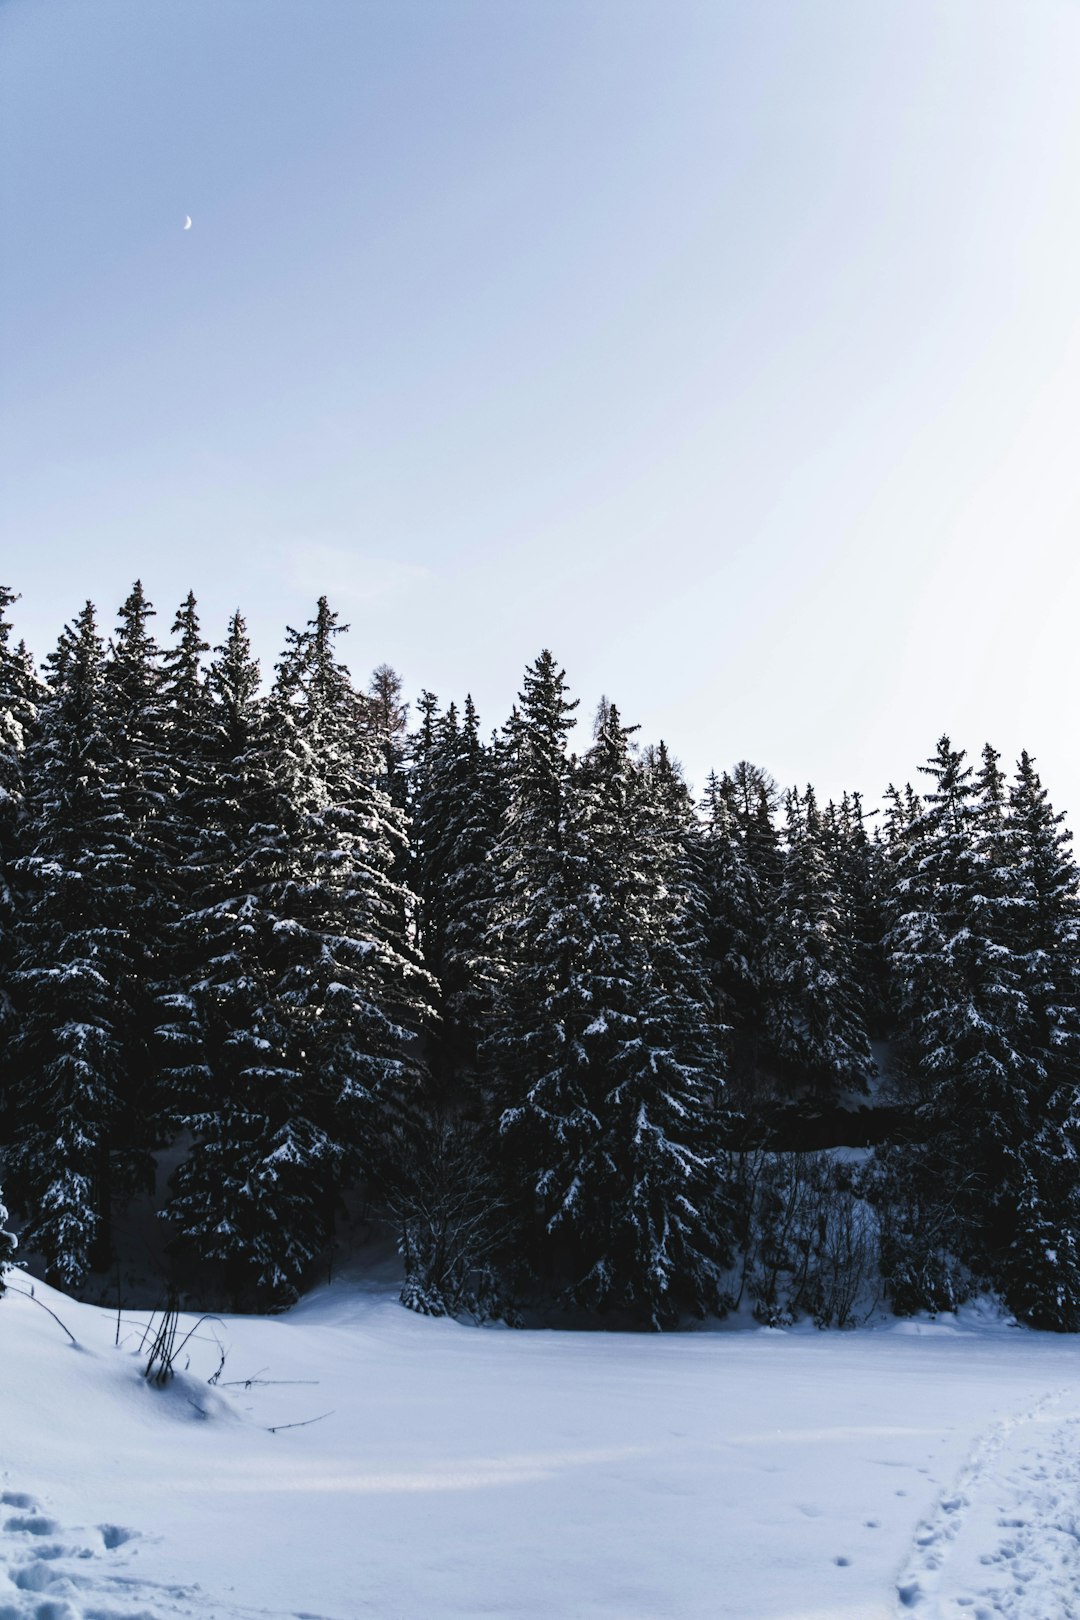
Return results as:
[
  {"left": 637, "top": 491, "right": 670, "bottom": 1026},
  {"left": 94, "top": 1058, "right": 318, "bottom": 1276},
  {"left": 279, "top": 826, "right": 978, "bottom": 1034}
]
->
[
  {"left": 0, "top": 1489, "right": 335, "bottom": 1620},
  {"left": 895, "top": 1389, "right": 1080, "bottom": 1618}
]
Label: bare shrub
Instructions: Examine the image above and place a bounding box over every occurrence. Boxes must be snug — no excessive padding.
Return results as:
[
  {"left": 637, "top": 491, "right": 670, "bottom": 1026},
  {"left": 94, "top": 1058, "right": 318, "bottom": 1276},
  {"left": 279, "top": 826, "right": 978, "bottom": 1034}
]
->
[
  {"left": 386, "top": 1115, "right": 510, "bottom": 1322},
  {"left": 728, "top": 1149, "right": 879, "bottom": 1327}
]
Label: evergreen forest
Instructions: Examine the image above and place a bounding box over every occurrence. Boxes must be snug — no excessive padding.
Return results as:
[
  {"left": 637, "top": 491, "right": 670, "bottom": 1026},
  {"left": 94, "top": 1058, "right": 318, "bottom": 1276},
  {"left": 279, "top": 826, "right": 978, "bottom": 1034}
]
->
[{"left": 2, "top": 582, "right": 1079, "bottom": 1332}]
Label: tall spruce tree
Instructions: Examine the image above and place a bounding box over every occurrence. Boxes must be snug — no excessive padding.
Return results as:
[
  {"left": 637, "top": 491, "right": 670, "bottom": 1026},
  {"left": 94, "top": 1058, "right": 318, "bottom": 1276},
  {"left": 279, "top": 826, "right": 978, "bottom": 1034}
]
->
[
  {"left": 159, "top": 591, "right": 212, "bottom": 867},
  {"left": 104, "top": 582, "right": 174, "bottom": 1158},
  {"left": 764, "top": 786, "right": 874, "bottom": 1099},
  {"left": 9, "top": 604, "right": 136, "bottom": 1282},
  {"left": 168, "top": 600, "right": 434, "bottom": 1302},
  {"left": 0, "top": 587, "right": 41, "bottom": 1115},
  {"left": 593, "top": 735, "right": 730, "bottom": 1324},
  {"left": 154, "top": 594, "right": 214, "bottom": 1116},
  {"left": 162, "top": 612, "right": 311, "bottom": 1301},
  {"left": 726, "top": 768, "right": 783, "bottom": 1096},
  {"left": 487, "top": 660, "right": 728, "bottom": 1324},
  {"left": 394, "top": 692, "right": 507, "bottom": 1314},
  {"left": 699, "top": 771, "right": 761, "bottom": 1088},
  {"left": 272, "top": 601, "right": 433, "bottom": 1176},
  {"left": 411, "top": 693, "right": 502, "bottom": 1093},
  {"left": 994, "top": 752, "right": 1080, "bottom": 1327},
  {"left": 484, "top": 650, "right": 595, "bottom": 1291},
  {"left": 881, "top": 736, "right": 1042, "bottom": 1310},
  {"left": 823, "top": 791, "right": 889, "bottom": 1039}
]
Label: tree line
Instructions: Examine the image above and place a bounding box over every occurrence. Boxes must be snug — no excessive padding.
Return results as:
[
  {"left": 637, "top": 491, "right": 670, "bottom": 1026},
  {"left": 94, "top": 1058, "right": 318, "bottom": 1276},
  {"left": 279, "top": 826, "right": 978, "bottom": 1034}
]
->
[{"left": 1, "top": 582, "right": 1078, "bottom": 1330}]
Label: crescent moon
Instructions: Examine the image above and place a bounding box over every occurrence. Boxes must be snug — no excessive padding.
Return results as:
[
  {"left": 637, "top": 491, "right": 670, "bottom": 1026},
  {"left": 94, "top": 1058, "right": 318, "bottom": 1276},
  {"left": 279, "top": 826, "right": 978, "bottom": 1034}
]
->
[{"left": 184, "top": 216, "right": 192, "bottom": 230}]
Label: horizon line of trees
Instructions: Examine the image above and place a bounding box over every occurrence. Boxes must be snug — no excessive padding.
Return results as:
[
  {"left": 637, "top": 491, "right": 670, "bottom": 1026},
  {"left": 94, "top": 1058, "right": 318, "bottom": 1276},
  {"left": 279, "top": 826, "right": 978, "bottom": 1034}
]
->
[{"left": 2, "top": 582, "right": 1079, "bottom": 1331}]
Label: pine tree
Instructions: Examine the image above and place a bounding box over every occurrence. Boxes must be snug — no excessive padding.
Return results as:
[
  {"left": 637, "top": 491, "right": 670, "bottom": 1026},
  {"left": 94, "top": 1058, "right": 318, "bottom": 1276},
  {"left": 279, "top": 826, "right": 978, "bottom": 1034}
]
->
[
  {"left": 484, "top": 651, "right": 595, "bottom": 1291},
  {"left": 167, "top": 601, "right": 434, "bottom": 1302},
  {"left": 487, "top": 660, "right": 728, "bottom": 1324},
  {"left": 718, "top": 767, "right": 783, "bottom": 1097},
  {"left": 1004, "top": 751, "right": 1080, "bottom": 1080},
  {"left": 0, "top": 587, "right": 42, "bottom": 1116},
  {"left": 699, "top": 771, "right": 761, "bottom": 1077},
  {"left": 994, "top": 752, "right": 1080, "bottom": 1327},
  {"left": 881, "top": 736, "right": 1041, "bottom": 1309},
  {"left": 9, "top": 604, "right": 135, "bottom": 1283},
  {"left": 698, "top": 767, "right": 787, "bottom": 1106},
  {"left": 394, "top": 692, "right": 507, "bottom": 1313},
  {"left": 588, "top": 735, "right": 730, "bottom": 1325},
  {"left": 0, "top": 587, "right": 34, "bottom": 885},
  {"left": 273, "top": 601, "right": 433, "bottom": 1172},
  {"left": 104, "top": 582, "right": 174, "bottom": 1166},
  {"left": 161, "top": 612, "right": 311, "bottom": 1301},
  {"left": 154, "top": 593, "right": 215, "bottom": 1111},
  {"left": 0, "top": 587, "right": 38, "bottom": 834},
  {"left": 824, "top": 791, "right": 889, "bottom": 1039},
  {"left": 764, "top": 785, "right": 874, "bottom": 1099},
  {"left": 159, "top": 591, "right": 212, "bottom": 865},
  {"left": 411, "top": 693, "right": 502, "bottom": 1092}
]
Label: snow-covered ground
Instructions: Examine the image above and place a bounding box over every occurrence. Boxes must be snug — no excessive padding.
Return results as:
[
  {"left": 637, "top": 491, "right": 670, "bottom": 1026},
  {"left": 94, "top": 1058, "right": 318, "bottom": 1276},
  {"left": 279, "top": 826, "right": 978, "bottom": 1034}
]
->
[{"left": 2, "top": 1268, "right": 1080, "bottom": 1620}]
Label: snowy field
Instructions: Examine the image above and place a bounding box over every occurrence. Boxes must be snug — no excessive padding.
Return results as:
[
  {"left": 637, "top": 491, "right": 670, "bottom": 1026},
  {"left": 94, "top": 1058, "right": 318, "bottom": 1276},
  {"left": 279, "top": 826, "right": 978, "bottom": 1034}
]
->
[{"left": 2, "top": 1270, "right": 1080, "bottom": 1620}]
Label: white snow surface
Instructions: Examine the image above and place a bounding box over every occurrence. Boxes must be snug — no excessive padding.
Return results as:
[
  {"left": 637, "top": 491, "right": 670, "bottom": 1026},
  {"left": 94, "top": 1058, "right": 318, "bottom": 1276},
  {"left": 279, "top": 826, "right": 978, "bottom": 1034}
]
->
[{"left": 3, "top": 1268, "right": 1080, "bottom": 1619}]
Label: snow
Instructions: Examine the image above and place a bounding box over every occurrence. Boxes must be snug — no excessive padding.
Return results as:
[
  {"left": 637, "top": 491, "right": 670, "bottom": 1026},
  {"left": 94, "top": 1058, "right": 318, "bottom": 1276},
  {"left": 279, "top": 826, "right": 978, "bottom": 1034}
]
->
[{"left": 3, "top": 1270, "right": 1080, "bottom": 1619}]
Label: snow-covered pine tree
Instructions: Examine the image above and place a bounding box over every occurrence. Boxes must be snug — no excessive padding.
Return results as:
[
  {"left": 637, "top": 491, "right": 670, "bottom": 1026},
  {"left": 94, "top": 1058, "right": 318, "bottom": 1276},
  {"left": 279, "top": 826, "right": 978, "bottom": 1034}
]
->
[
  {"left": 736, "top": 769, "right": 784, "bottom": 935},
  {"left": 994, "top": 751, "right": 1080, "bottom": 1327},
  {"left": 535, "top": 707, "right": 672, "bottom": 1319},
  {"left": 764, "top": 785, "right": 874, "bottom": 1099},
  {"left": 699, "top": 770, "right": 763, "bottom": 1092},
  {"left": 409, "top": 691, "right": 455, "bottom": 1090},
  {"left": 156, "top": 592, "right": 212, "bottom": 899},
  {"left": 153, "top": 593, "right": 216, "bottom": 1131},
  {"left": 167, "top": 599, "right": 434, "bottom": 1304},
  {"left": 271, "top": 601, "right": 434, "bottom": 1196},
  {"left": 876, "top": 780, "right": 921, "bottom": 1051},
  {"left": 0, "top": 587, "right": 32, "bottom": 887},
  {"left": 364, "top": 660, "right": 411, "bottom": 871},
  {"left": 881, "top": 780, "right": 923, "bottom": 854},
  {"left": 639, "top": 742, "right": 729, "bottom": 1123},
  {"left": 159, "top": 591, "right": 212, "bottom": 868},
  {"left": 722, "top": 765, "right": 783, "bottom": 1097},
  {"left": 997, "top": 752, "right": 1080, "bottom": 1074},
  {"left": 0, "top": 587, "right": 42, "bottom": 1116},
  {"left": 824, "top": 791, "right": 889, "bottom": 1040},
  {"left": 880, "top": 736, "right": 1040, "bottom": 1311},
  {"left": 487, "top": 661, "right": 729, "bottom": 1325},
  {"left": 392, "top": 692, "right": 508, "bottom": 1314},
  {"left": 483, "top": 651, "right": 599, "bottom": 1294},
  {"left": 103, "top": 581, "right": 174, "bottom": 1177},
  {"left": 581, "top": 733, "right": 730, "bottom": 1325},
  {"left": 8, "top": 604, "right": 136, "bottom": 1283},
  {"left": 963, "top": 743, "right": 1051, "bottom": 1274},
  {"left": 161, "top": 611, "right": 313, "bottom": 1303},
  {"left": 411, "top": 693, "right": 502, "bottom": 1093}
]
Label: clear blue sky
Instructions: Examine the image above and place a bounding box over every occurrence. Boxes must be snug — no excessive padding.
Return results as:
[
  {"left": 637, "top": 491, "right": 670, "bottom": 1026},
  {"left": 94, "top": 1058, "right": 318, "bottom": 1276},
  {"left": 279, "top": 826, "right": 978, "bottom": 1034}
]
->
[{"left": 4, "top": 0, "right": 1080, "bottom": 817}]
